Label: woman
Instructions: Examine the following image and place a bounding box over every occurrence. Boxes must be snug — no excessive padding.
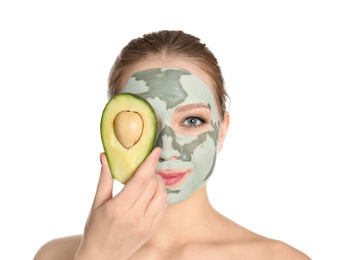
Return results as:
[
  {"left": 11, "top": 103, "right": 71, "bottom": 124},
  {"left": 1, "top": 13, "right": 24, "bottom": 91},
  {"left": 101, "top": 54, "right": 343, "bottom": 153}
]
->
[{"left": 34, "top": 30, "right": 310, "bottom": 259}]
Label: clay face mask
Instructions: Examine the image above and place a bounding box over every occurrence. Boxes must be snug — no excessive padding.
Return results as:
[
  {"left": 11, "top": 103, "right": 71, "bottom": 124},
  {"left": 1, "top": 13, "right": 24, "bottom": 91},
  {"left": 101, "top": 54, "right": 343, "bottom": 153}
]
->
[{"left": 120, "top": 68, "right": 221, "bottom": 204}]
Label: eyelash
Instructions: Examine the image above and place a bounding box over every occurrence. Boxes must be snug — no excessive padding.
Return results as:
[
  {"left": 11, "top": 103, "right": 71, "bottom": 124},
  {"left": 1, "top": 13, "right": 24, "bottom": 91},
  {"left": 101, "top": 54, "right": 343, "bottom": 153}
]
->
[{"left": 182, "top": 116, "right": 207, "bottom": 128}]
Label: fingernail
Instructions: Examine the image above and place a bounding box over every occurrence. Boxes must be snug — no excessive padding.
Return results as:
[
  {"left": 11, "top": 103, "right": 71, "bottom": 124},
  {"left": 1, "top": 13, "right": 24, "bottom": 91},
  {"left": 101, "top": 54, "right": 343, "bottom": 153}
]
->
[{"left": 154, "top": 148, "right": 161, "bottom": 159}]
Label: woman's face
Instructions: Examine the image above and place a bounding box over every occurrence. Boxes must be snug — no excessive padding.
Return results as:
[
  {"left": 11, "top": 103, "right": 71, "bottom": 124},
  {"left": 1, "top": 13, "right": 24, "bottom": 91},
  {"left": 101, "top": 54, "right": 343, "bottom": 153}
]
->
[{"left": 120, "top": 66, "right": 222, "bottom": 204}]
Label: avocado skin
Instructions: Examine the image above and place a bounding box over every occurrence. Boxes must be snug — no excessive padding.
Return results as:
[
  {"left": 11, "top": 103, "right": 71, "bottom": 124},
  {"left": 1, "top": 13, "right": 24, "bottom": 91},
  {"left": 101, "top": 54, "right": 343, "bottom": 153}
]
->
[{"left": 100, "top": 93, "right": 157, "bottom": 183}]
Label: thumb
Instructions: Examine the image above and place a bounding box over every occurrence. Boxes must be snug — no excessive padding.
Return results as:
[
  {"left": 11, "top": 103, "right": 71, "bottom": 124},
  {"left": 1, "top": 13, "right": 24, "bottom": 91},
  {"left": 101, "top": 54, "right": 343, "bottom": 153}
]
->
[{"left": 91, "top": 152, "right": 114, "bottom": 210}]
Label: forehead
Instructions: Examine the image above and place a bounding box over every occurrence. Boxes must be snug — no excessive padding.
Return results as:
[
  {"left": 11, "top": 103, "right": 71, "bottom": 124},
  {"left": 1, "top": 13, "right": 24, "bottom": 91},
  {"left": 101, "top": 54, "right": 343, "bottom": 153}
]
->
[{"left": 120, "top": 68, "right": 215, "bottom": 109}]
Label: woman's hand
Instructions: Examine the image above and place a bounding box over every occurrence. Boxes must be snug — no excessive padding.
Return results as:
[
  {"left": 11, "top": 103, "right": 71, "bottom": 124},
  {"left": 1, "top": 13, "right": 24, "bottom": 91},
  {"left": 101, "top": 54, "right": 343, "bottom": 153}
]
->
[{"left": 74, "top": 147, "right": 167, "bottom": 260}]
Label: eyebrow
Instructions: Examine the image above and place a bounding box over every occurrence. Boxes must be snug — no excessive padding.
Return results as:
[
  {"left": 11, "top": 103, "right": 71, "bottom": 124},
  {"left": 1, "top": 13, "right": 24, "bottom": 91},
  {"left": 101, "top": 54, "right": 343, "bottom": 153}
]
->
[{"left": 175, "top": 103, "right": 210, "bottom": 113}]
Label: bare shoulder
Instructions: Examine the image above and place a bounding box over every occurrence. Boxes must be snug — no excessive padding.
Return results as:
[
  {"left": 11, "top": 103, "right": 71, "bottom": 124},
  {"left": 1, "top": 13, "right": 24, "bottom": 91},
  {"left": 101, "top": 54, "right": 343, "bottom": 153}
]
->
[
  {"left": 233, "top": 228, "right": 311, "bottom": 259},
  {"left": 33, "top": 235, "right": 82, "bottom": 260},
  {"left": 224, "top": 234, "right": 311, "bottom": 260},
  {"left": 225, "top": 228, "right": 311, "bottom": 260},
  {"left": 221, "top": 233, "right": 311, "bottom": 260},
  {"left": 213, "top": 216, "right": 311, "bottom": 259},
  {"left": 267, "top": 239, "right": 311, "bottom": 260}
]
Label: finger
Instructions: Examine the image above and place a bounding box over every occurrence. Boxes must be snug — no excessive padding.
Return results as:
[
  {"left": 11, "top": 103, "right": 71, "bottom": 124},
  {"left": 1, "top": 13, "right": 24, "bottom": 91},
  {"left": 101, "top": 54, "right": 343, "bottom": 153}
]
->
[
  {"left": 150, "top": 200, "right": 167, "bottom": 234},
  {"left": 115, "top": 147, "right": 161, "bottom": 207},
  {"left": 146, "top": 178, "right": 168, "bottom": 234},
  {"left": 91, "top": 152, "right": 114, "bottom": 210},
  {"left": 145, "top": 174, "right": 167, "bottom": 219},
  {"left": 130, "top": 174, "right": 159, "bottom": 212}
]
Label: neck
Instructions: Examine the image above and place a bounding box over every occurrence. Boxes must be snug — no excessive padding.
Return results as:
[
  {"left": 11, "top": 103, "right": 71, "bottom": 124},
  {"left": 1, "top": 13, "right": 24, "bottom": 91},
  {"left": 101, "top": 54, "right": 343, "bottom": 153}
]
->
[{"left": 147, "top": 185, "right": 219, "bottom": 249}]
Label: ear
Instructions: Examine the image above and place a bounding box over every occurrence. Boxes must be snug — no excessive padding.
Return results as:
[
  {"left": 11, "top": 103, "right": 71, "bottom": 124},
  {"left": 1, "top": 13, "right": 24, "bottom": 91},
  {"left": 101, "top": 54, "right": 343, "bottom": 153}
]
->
[{"left": 218, "top": 111, "right": 230, "bottom": 153}]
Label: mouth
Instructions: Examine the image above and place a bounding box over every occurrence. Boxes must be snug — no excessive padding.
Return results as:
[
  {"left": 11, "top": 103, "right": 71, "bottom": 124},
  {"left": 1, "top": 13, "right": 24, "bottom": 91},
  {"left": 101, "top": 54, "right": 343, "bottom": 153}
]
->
[{"left": 156, "top": 170, "right": 191, "bottom": 187}]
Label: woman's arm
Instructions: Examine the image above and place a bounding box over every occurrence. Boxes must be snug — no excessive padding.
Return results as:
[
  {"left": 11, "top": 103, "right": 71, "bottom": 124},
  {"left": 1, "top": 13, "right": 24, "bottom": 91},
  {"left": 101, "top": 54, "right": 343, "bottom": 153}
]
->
[{"left": 34, "top": 148, "right": 167, "bottom": 260}]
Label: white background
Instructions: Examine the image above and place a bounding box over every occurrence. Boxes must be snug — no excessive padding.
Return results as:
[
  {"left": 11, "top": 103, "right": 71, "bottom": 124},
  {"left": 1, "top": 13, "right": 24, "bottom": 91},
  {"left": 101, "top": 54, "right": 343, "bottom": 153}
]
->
[{"left": 0, "top": 1, "right": 342, "bottom": 259}]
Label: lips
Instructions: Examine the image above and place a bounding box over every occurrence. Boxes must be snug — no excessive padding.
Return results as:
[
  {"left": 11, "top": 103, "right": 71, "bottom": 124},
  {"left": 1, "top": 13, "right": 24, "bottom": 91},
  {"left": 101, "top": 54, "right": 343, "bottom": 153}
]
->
[{"left": 156, "top": 170, "right": 190, "bottom": 187}]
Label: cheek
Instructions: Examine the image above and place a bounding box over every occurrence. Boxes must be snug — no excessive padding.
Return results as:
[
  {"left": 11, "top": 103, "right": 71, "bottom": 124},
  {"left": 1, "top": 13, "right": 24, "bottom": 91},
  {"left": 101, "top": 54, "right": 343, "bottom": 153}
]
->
[
  {"left": 191, "top": 136, "right": 217, "bottom": 166},
  {"left": 193, "top": 124, "right": 220, "bottom": 169},
  {"left": 180, "top": 129, "right": 218, "bottom": 163}
]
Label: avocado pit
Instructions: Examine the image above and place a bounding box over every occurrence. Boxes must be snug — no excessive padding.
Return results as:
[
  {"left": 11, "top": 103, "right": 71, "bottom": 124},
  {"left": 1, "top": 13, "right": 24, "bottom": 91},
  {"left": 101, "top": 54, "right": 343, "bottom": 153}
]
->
[{"left": 114, "top": 110, "right": 144, "bottom": 149}]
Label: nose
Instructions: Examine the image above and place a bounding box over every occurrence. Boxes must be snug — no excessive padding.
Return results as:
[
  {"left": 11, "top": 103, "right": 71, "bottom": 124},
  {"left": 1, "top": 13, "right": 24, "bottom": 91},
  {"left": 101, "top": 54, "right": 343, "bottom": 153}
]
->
[{"left": 155, "top": 125, "right": 181, "bottom": 161}]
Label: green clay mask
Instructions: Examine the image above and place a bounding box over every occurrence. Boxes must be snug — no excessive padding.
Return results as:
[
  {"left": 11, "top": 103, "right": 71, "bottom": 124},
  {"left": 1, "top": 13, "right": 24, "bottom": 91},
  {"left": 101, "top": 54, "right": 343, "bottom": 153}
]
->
[{"left": 120, "top": 68, "right": 221, "bottom": 204}]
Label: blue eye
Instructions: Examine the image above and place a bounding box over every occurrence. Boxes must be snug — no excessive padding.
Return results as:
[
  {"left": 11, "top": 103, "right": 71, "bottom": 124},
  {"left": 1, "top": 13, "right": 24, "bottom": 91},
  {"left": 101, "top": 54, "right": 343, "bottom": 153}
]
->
[{"left": 183, "top": 117, "right": 205, "bottom": 127}]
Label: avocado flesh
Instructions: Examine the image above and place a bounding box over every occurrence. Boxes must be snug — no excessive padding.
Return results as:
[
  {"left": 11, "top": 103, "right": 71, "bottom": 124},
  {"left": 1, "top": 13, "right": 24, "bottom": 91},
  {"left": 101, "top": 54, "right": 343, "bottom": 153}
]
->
[{"left": 100, "top": 93, "right": 157, "bottom": 184}]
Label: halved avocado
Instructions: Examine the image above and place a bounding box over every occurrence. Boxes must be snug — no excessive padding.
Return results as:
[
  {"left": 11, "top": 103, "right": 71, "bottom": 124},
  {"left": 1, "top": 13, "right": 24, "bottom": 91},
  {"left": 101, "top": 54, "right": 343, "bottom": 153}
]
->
[{"left": 100, "top": 93, "right": 157, "bottom": 184}]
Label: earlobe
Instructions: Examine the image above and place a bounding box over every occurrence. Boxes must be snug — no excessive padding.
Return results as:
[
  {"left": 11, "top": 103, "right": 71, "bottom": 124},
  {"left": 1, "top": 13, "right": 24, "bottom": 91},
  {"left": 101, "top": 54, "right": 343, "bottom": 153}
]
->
[{"left": 218, "top": 112, "right": 230, "bottom": 153}]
